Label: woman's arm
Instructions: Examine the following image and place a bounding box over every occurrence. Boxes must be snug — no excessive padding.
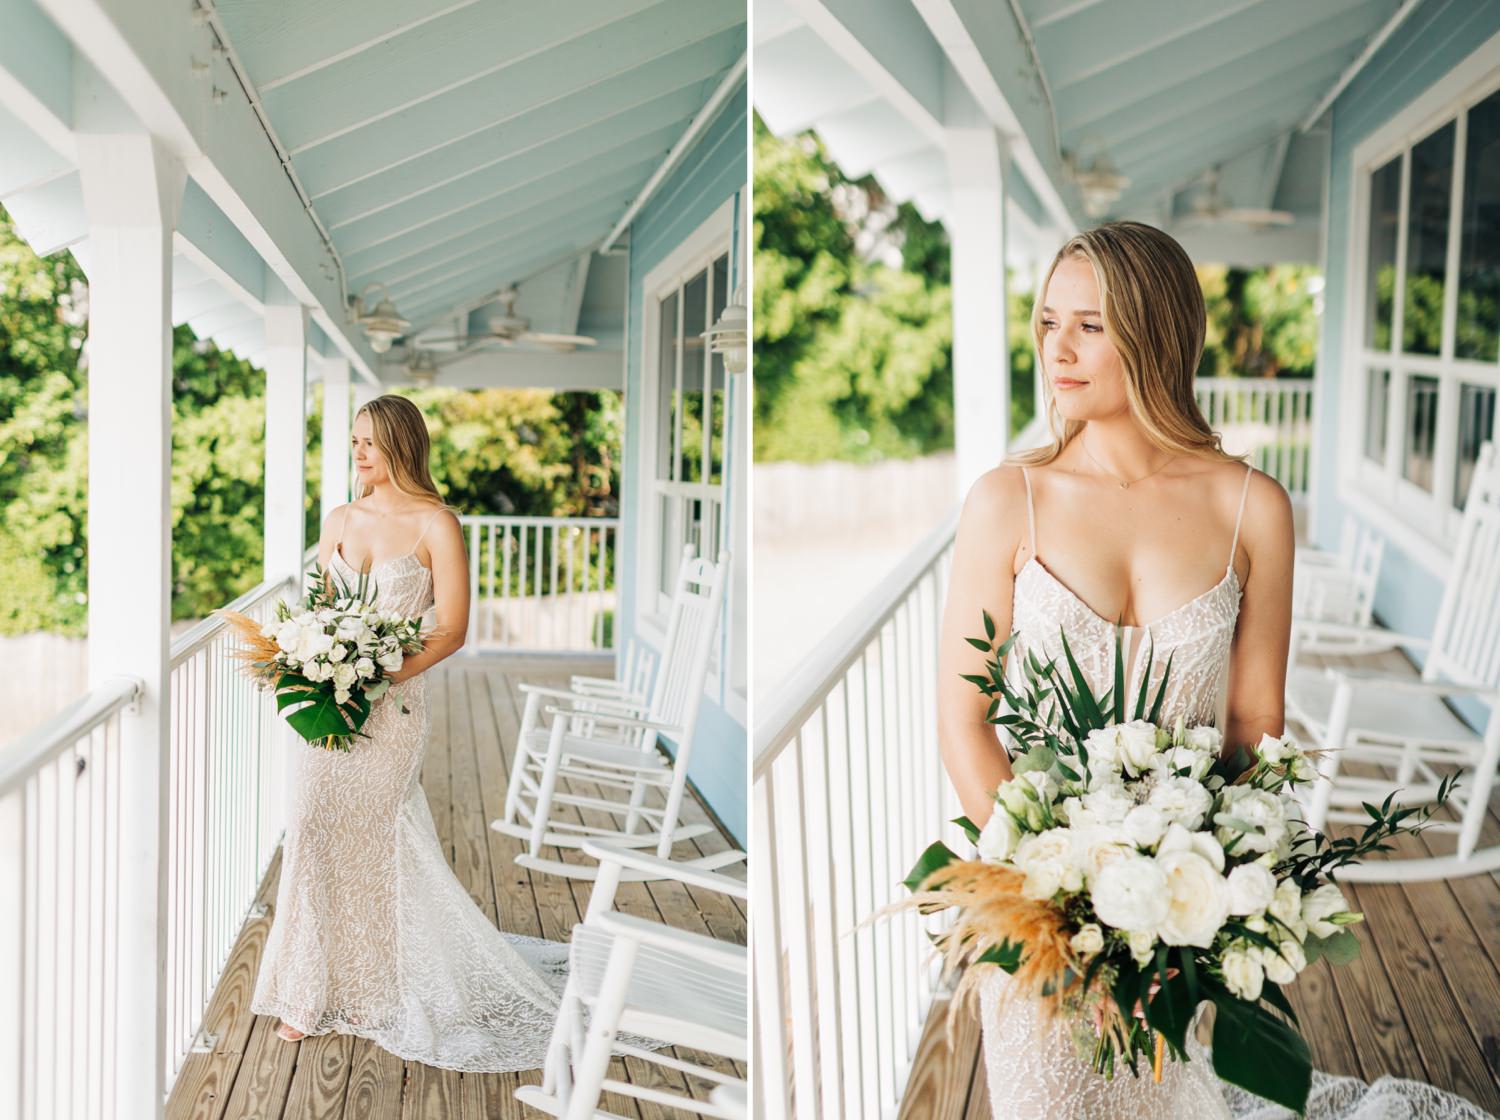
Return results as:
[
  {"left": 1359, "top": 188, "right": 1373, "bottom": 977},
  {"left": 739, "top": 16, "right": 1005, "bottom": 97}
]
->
[
  {"left": 317, "top": 504, "right": 347, "bottom": 597},
  {"left": 389, "top": 511, "right": 470, "bottom": 683},
  {"left": 938, "top": 466, "right": 1027, "bottom": 826},
  {"left": 1222, "top": 469, "right": 1296, "bottom": 761}
]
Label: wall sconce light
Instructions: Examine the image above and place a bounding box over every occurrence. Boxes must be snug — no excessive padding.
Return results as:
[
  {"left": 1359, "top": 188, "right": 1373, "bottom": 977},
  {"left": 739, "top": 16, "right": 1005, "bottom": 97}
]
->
[
  {"left": 702, "top": 287, "right": 748, "bottom": 374},
  {"left": 350, "top": 283, "right": 410, "bottom": 354}
]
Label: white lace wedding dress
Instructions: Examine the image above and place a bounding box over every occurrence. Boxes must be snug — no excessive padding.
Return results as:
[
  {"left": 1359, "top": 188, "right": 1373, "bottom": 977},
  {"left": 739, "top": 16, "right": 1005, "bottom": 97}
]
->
[
  {"left": 977, "top": 464, "right": 1494, "bottom": 1120},
  {"left": 249, "top": 510, "right": 569, "bottom": 1071}
]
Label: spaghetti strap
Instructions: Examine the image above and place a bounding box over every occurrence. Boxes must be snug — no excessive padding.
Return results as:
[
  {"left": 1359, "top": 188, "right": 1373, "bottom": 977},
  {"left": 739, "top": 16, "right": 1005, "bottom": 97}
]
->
[
  {"left": 1021, "top": 467, "right": 1038, "bottom": 558},
  {"left": 1228, "top": 464, "right": 1252, "bottom": 573},
  {"left": 412, "top": 508, "right": 446, "bottom": 552}
]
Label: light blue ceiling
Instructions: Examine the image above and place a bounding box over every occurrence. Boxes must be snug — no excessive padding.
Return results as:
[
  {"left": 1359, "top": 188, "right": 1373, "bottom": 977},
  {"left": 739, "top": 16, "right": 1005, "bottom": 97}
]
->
[{"left": 212, "top": 0, "right": 745, "bottom": 334}]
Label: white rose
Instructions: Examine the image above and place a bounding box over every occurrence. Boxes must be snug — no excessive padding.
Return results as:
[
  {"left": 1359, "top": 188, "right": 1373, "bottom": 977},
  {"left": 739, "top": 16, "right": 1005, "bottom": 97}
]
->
[
  {"left": 1155, "top": 849, "right": 1231, "bottom": 947},
  {"left": 1148, "top": 775, "right": 1214, "bottom": 830},
  {"left": 1225, "top": 863, "right": 1277, "bottom": 916},
  {"left": 1090, "top": 854, "right": 1170, "bottom": 933},
  {"left": 1268, "top": 880, "right": 1308, "bottom": 940},
  {"left": 354, "top": 656, "right": 376, "bottom": 680},
  {"left": 1116, "top": 720, "right": 1161, "bottom": 777},
  {"left": 1214, "top": 788, "right": 1288, "bottom": 854},
  {"left": 334, "top": 689, "right": 351, "bottom": 705},
  {"left": 1122, "top": 804, "right": 1169, "bottom": 848},
  {"left": 1070, "top": 923, "right": 1105, "bottom": 958},
  {"left": 1288, "top": 754, "right": 1317, "bottom": 783},
  {"left": 1261, "top": 938, "right": 1307, "bottom": 985},
  {"left": 1156, "top": 822, "right": 1225, "bottom": 872},
  {"left": 335, "top": 615, "right": 365, "bottom": 641},
  {"left": 1014, "top": 829, "right": 1082, "bottom": 900},
  {"left": 1071, "top": 824, "right": 1134, "bottom": 885},
  {"left": 977, "top": 809, "right": 1021, "bottom": 863},
  {"left": 295, "top": 627, "right": 334, "bottom": 663},
  {"left": 1184, "top": 726, "right": 1223, "bottom": 753},
  {"left": 1128, "top": 929, "right": 1157, "bottom": 966},
  {"left": 274, "top": 619, "right": 303, "bottom": 652},
  {"left": 1082, "top": 782, "right": 1135, "bottom": 825},
  {"left": 1083, "top": 727, "right": 1123, "bottom": 771},
  {"left": 329, "top": 643, "right": 348, "bottom": 663},
  {"left": 377, "top": 649, "right": 405, "bottom": 672},
  {"left": 332, "top": 662, "right": 357, "bottom": 690},
  {"left": 1154, "top": 744, "right": 1215, "bottom": 782},
  {"left": 1301, "top": 883, "right": 1351, "bottom": 939},
  {"left": 1255, "top": 732, "right": 1295, "bottom": 766},
  {"left": 1221, "top": 947, "right": 1265, "bottom": 1001}
]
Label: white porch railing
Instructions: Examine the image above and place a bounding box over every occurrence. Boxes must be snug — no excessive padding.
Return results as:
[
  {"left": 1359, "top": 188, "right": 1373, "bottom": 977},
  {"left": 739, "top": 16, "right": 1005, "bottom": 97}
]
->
[
  {"left": 752, "top": 512, "right": 963, "bottom": 1120},
  {"left": 0, "top": 568, "right": 297, "bottom": 1119},
  {"left": 460, "top": 515, "right": 619, "bottom": 655},
  {"left": 1195, "top": 377, "right": 1315, "bottom": 500}
]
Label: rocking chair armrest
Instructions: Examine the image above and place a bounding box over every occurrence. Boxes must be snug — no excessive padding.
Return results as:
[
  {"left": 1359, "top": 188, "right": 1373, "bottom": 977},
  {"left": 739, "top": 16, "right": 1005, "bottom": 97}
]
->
[
  {"left": 1293, "top": 619, "right": 1431, "bottom": 648},
  {"left": 543, "top": 704, "right": 680, "bottom": 736},
  {"left": 582, "top": 840, "right": 750, "bottom": 902},
  {"left": 1324, "top": 665, "right": 1498, "bottom": 700},
  {"left": 588, "top": 910, "right": 748, "bottom": 972},
  {"left": 518, "top": 682, "right": 648, "bottom": 713}
]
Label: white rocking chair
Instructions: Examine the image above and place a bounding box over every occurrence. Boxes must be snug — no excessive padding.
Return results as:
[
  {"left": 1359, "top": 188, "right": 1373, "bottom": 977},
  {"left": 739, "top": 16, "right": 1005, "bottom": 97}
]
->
[
  {"left": 492, "top": 544, "right": 746, "bottom": 879},
  {"left": 514, "top": 840, "right": 748, "bottom": 1120},
  {"left": 1289, "top": 524, "right": 1385, "bottom": 667},
  {"left": 1285, "top": 441, "right": 1500, "bottom": 881}
]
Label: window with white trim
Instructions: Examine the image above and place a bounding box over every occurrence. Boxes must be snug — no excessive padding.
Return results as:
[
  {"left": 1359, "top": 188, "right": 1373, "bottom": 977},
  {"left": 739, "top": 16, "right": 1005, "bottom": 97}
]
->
[{"left": 1352, "top": 74, "right": 1500, "bottom": 544}]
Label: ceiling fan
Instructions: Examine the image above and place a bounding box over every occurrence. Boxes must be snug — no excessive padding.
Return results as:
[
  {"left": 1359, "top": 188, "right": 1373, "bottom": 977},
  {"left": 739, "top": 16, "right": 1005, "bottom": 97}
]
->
[
  {"left": 1181, "top": 167, "right": 1294, "bottom": 228},
  {"left": 415, "top": 287, "right": 598, "bottom": 352}
]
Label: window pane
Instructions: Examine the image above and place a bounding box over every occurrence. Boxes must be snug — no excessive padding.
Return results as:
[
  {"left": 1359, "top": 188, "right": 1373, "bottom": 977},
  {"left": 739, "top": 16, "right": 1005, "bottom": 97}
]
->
[
  {"left": 1403, "top": 374, "right": 1439, "bottom": 491},
  {"left": 1457, "top": 89, "right": 1500, "bottom": 362},
  {"left": 657, "top": 291, "right": 678, "bottom": 481},
  {"left": 1366, "top": 157, "right": 1401, "bottom": 350},
  {"left": 679, "top": 269, "right": 708, "bottom": 483},
  {"left": 1455, "top": 383, "right": 1497, "bottom": 509},
  {"left": 1402, "top": 123, "right": 1454, "bottom": 356},
  {"left": 709, "top": 252, "right": 730, "bottom": 484},
  {"left": 1365, "top": 367, "right": 1390, "bottom": 464}
]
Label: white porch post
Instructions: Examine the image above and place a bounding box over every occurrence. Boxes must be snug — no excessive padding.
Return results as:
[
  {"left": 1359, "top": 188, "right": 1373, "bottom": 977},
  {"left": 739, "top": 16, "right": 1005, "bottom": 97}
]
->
[
  {"left": 320, "top": 354, "right": 351, "bottom": 519},
  {"left": 945, "top": 125, "right": 1010, "bottom": 500},
  {"left": 77, "top": 130, "right": 185, "bottom": 1120},
  {"left": 263, "top": 303, "right": 308, "bottom": 584}
]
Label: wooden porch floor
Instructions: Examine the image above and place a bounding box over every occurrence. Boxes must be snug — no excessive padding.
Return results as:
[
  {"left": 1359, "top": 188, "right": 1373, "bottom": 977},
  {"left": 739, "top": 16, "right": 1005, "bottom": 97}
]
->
[
  {"left": 898, "top": 644, "right": 1500, "bottom": 1119},
  {"left": 166, "top": 656, "right": 746, "bottom": 1120}
]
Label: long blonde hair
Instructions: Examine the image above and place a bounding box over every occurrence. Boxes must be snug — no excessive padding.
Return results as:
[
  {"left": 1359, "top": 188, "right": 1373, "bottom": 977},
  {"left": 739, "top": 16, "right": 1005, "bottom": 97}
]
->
[
  {"left": 1009, "top": 220, "right": 1245, "bottom": 468},
  {"left": 353, "top": 394, "right": 460, "bottom": 514}
]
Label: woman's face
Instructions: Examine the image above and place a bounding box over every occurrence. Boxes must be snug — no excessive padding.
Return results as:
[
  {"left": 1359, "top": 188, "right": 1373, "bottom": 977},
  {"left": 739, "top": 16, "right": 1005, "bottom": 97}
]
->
[
  {"left": 1040, "top": 255, "right": 1129, "bottom": 421},
  {"left": 351, "top": 412, "right": 388, "bottom": 489}
]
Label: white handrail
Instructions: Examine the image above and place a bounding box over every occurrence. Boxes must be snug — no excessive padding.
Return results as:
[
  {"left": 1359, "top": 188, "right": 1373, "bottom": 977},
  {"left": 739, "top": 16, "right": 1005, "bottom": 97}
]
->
[{"left": 0, "top": 675, "right": 141, "bottom": 794}]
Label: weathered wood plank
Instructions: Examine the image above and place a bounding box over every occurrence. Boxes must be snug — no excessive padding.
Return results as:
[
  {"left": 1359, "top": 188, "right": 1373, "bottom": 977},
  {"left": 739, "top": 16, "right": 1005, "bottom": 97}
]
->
[
  {"left": 282, "top": 1031, "right": 354, "bottom": 1119},
  {"left": 898, "top": 997, "right": 982, "bottom": 1120}
]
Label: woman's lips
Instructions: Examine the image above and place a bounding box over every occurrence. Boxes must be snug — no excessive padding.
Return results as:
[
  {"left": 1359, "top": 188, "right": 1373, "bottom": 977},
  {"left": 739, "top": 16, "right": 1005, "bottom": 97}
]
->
[{"left": 1053, "top": 378, "right": 1088, "bottom": 390}]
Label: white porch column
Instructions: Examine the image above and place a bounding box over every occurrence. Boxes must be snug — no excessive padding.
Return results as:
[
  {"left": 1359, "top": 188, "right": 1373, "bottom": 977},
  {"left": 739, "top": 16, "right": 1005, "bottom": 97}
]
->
[
  {"left": 263, "top": 304, "right": 309, "bottom": 584},
  {"left": 320, "top": 354, "right": 351, "bottom": 519},
  {"left": 945, "top": 125, "right": 1010, "bottom": 500},
  {"left": 77, "top": 130, "right": 185, "bottom": 1120}
]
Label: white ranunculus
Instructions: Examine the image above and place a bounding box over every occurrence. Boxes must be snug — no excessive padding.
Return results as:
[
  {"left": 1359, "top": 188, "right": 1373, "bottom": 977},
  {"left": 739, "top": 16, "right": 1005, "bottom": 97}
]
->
[
  {"left": 1070, "top": 923, "right": 1105, "bottom": 958},
  {"left": 1083, "top": 727, "right": 1124, "bottom": 771},
  {"left": 1214, "top": 787, "right": 1288, "bottom": 854},
  {"left": 332, "top": 662, "right": 357, "bottom": 690},
  {"left": 1225, "top": 863, "right": 1277, "bottom": 916},
  {"left": 1155, "top": 822, "right": 1225, "bottom": 872},
  {"left": 1014, "top": 828, "right": 1081, "bottom": 900},
  {"left": 1221, "top": 947, "right": 1265, "bottom": 1001},
  {"left": 354, "top": 656, "right": 376, "bottom": 680},
  {"left": 1156, "top": 849, "right": 1231, "bottom": 947},
  {"left": 1090, "top": 854, "right": 1170, "bottom": 933},
  {"left": 1128, "top": 929, "right": 1157, "bottom": 966},
  {"left": 1268, "top": 879, "right": 1308, "bottom": 940},
  {"left": 1261, "top": 938, "right": 1307, "bottom": 985},
  {"left": 1148, "top": 775, "right": 1214, "bottom": 830},
  {"left": 1122, "top": 804, "right": 1169, "bottom": 848},
  {"left": 275, "top": 619, "right": 303, "bottom": 652},
  {"left": 1301, "top": 883, "right": 1351, "bottom": 938},
  {"left": 1082, "top": 782, "right": 1135, "bottom": 825},
  {"left": 977, "top": 808, "right": 1021, "bottom": 863},
  {"left": 1116, "top": 720, "right": 1161, "bottom": 777},
  {"left": 1184, "top": 726, "right": 1222, "bottom": 753}
]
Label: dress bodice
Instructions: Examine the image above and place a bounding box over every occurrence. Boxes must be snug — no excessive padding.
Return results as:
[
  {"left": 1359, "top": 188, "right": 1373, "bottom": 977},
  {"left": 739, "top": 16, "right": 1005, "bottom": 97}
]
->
[
  {"left": 1003, "top": 464, "right": 1252, "bottom": 734},
  {"left": 330, "top": 545, "right": 437, "bottom": 621}
]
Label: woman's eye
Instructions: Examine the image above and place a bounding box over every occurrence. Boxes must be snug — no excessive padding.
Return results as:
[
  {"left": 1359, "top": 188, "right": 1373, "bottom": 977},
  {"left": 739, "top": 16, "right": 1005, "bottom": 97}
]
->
[
  {"left": 1040, "top": 319, "right": 1057, "bottom": 330},
  {"left": 1082, "top": 323, "right": 1102, "bottom": 333}
]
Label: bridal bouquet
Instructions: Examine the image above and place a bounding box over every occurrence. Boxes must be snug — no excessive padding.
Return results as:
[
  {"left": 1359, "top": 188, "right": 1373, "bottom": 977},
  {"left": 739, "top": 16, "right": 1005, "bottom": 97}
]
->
[
  {"left": 898, "top": 615, "right": 1456, "bottom": 1113},
  {"left": 214, "top": 563, "right": 428, "bottom": 752}
]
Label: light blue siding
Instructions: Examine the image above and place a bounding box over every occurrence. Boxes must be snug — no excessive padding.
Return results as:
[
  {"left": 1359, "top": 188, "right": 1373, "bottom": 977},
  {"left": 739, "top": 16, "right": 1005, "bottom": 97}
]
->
[
  {"left": 619, "top": 79, "right": 747, "bottom": 843},
  {"left": 1313, "top": 0, "right": 1500, "bottom": 722}
]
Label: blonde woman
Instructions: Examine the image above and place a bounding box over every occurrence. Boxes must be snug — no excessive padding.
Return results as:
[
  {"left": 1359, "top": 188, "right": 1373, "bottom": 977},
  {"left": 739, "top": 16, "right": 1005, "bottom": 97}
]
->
[{"left": 250, "top": 394, "right": 566, "bottom": 1070}]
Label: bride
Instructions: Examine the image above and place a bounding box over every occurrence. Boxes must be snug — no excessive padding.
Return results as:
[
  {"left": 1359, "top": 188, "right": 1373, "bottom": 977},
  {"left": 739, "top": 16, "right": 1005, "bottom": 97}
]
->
[
  {"left": 250, "top": 393, "right": 567, "bottom": 1071},
  {"left": 936, "top": 221, "right": 1491, "bottom": 1119}
]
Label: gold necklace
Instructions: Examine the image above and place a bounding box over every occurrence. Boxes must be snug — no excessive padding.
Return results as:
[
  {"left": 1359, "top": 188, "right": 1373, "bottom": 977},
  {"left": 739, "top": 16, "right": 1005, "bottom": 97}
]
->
[{"left": 1080, "top": 435, "right": 1175, "bottom": 490}]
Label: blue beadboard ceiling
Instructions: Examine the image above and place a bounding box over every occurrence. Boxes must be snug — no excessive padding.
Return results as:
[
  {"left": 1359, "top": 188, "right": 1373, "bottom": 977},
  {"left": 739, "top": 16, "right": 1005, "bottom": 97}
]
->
[
  {"left": 755, "top": 0, "right": 1405, "bottom": 264},
  {"left": 213, "top": 0, "right": 745, "bottom": 341}
]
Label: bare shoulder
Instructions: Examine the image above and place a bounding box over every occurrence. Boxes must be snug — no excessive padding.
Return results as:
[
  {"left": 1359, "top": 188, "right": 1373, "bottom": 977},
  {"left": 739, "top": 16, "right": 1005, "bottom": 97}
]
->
[
  {"left": 1232, "top": 463, "right": 1294, "bottom": 571},
  {"left": 961, "top": 464, "right": 1030, "bottom": 528},
  {"left": 319, "top": 502, "right": 351, "bottom": 542}
]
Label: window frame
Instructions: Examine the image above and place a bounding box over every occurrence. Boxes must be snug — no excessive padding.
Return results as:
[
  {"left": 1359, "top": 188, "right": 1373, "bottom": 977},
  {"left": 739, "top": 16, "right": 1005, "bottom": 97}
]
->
[{"left": 1339, "top": 49, "right": 1500, "bottom": 579}]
